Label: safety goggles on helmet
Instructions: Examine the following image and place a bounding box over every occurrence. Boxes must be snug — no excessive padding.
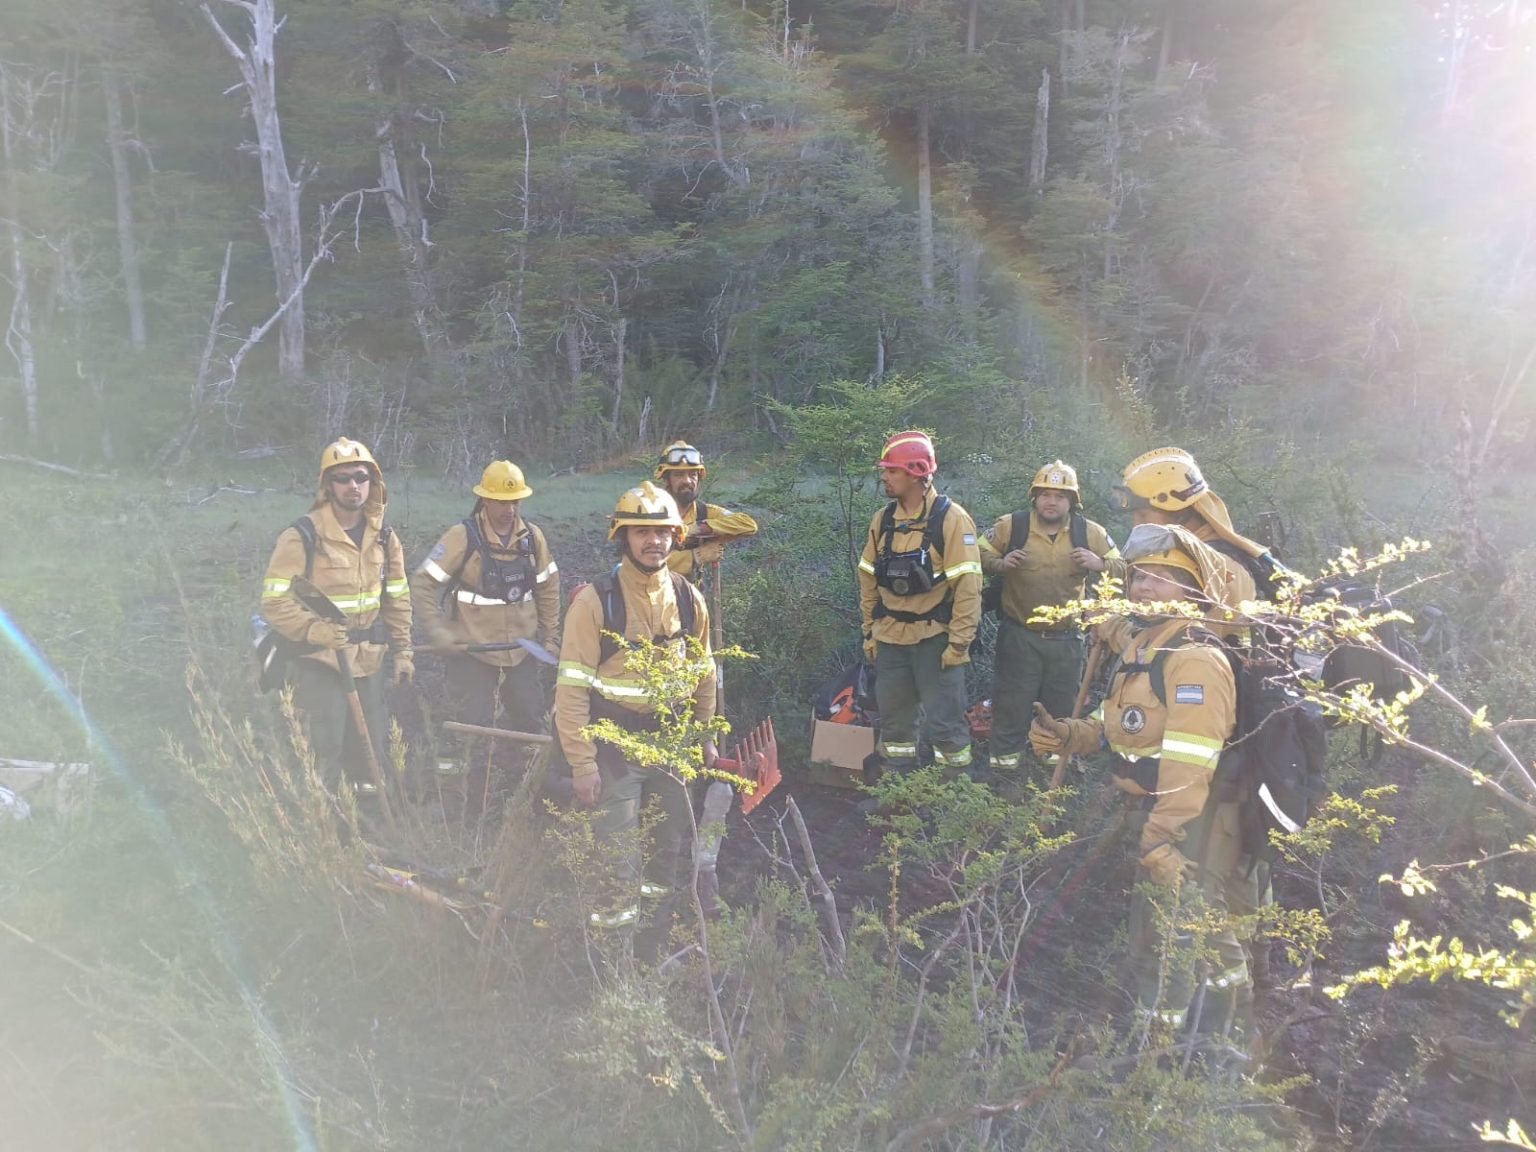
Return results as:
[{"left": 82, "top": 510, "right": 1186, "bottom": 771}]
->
[{"left": 663, "top": 445, "right": 703, "bottom": 468}]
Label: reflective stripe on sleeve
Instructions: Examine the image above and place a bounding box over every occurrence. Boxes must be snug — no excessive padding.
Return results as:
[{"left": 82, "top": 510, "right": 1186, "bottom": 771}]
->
[
  {"left": 421, "top": 559, "right": 451, "bottom": 583},
  {"left": 534, "top": 561, "right": 558, "bottom": 584},
  {"left": 556, "top": 661, "right": 653, "bottom": 701},
  {"left": 263, "top": 578, "right": 291, "bottom": 598},
  {"left": 384, "top": 579, "right": 409, "bottom": 598},
  {"left": 943, "top": 559, "right": 984, "bottom": 579},
  {"left": 858, "top": 557, "right": 877, "bottom": 575},
  {"left": 1159, "top": 732, "right": 1223, "bottom": 769}
]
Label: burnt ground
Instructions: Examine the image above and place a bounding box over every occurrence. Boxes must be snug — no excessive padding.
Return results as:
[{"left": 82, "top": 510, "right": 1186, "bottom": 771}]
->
[{"left": 711, "top": 752, "right": 1533, "bottom": 1152}]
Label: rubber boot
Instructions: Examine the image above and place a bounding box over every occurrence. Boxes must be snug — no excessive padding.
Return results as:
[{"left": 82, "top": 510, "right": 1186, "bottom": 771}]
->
[{"left": 694, "top": 781, "right": 732, "bottom": 919}]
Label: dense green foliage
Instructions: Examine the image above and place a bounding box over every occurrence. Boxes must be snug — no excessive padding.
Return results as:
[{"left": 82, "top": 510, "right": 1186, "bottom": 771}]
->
[{"left": 1, "top": 0, "right": 1532, "bottom": 475}]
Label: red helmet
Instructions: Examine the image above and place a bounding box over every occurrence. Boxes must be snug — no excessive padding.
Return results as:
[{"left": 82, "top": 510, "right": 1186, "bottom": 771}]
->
[{"left": 876, "top": 431, "right": 937, "bottom": 478}]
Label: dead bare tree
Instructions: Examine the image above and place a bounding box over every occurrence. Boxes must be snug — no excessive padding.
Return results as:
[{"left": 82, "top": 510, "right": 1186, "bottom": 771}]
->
[
  {"left": 0, "top": 67, "right": 42, "bottom": 443},
  {"left": 161, "top": 190, "right": 377, "bottom": 467},
  {"left": 202, "top": 0, "right": 307, "bottom": 387},
  {"left": 102, "top": 73, "right": 146, "bottom": 353}
]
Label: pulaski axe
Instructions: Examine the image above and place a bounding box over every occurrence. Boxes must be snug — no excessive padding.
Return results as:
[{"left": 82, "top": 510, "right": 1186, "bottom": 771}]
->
[{"left": 292, "top": 576, "right": 398, "bottom": 832}]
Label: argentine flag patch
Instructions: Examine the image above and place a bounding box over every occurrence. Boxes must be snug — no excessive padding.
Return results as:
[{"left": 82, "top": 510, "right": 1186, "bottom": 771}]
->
[
  {"left": 963, "top": 533, "right": 976, "bottom": 546},
  {"left": 1174, "top": 684, "right": 1205, "bottom": 705}
]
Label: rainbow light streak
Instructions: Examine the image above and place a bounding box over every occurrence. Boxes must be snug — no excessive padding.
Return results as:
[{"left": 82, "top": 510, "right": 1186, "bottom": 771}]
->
[{"left": 0, "top": 603, "right": 317, "bottom": 1151}]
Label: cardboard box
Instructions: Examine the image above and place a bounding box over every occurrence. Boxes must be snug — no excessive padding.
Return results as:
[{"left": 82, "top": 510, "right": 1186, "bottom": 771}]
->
[{"left": 808, "top": 717, "right": 877, "bottom": 789}]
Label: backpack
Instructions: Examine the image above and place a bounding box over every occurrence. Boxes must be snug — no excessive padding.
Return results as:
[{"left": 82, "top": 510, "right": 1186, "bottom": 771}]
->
[
  {"left": 443, "top": 516, "right": 537, "bottom": 612},
  {"left": 872, "top": 495, "right": 955, "bottom": 624},
  {"left": 592, "top": 564, "right": 700, "bottom": 666},
  {"left": 1146, "top": 632, "right": 1329, "bottom": 862},
  {"left": 253, "top": 516, "right": 397, "bottom": 693},
  {"left": 981, "top": 509, "right": 1089, "bottom": 616},
  {"left": 1312, "top": 579, "right": 1414, "bottom": 703},
  {"left": 815, "top": 662, "right": 878, "bottom": 725}
]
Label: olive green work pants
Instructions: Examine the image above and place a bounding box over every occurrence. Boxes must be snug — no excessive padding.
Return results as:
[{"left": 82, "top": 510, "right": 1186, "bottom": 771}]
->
[
  {"left": 1128, "top": 799, "right": 1258, "bottom": 1041},
  {"left": 990, "top": 617, "right": 1084, "bottom": 761},
  {"left": 443, "top": 655, "right": 548, "bottom": 813},
  {"left": 874, "top": 633, "right": 972, "bottom": 770},
  {"left": 287, "top": 657, "right": 389, "bottom": 794}
]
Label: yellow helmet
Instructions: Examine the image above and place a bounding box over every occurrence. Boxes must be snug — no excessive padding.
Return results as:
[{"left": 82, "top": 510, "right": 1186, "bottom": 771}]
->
[
  {"left": 655, "top": 440, "right": 706, "bottom": 480},
  {"left": 1031, "top": 459, "right": 1080, "bottom": 503},
  {"left": 315, "top": 437, "right": 386, "bottom": 507},
  {"left": 1110, "top": 447, "right": 1207, "bottom": 513},
  {"left": 473, "top": 460, "right": 533, "bottom": 502},
  {"left": 320, "top": 437, "right": 377, "bottom": 475},
  {"left": 1121, "top": 523, "right": 1227, "bottom": 601},
  {"left": 608, "top": 480, "right": 686, "bottom": 541}
]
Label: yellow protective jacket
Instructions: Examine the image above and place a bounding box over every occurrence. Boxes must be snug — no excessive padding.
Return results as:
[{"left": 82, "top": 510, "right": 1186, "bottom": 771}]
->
[
  {"left": 667, "top": 498, "right": 760, "bottom": 581},
  {"left": 857, "top": 490, "right": 984, "bottom": 649},
  {"left": 260, "top": 495, "right": 412, "bottom": 679},
  {"left": 555, "top": 558, "right": 716, "bottom": 781},
  {"left": 410, "top": 509, "right": 561, "bottom": 667},
  {"left": 978, "top": 510, "right": 1125, "bottom": 630},
  {"left": 1085, "top": 618, "right": 1236, "bottom": 857}
]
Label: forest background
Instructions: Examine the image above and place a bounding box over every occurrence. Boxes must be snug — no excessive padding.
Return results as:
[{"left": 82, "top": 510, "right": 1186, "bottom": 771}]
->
[{"left": 2, "top": 0, "right": 1536, "bottom": 1149}]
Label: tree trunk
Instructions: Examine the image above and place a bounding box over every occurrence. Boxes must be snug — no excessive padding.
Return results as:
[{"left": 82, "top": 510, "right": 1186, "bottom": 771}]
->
[
  {"left": 610, "top": 316, "right": 626, "bottom": 436},
  {"left": 0, "top": 74, "right": 40, "bottom": 443},
  {"left": 1102, "top": 28, "right": 1129, "bottom": 286},
  {"left": 1156, "top": 0, "right": 1175, "bottom": 84},
  {"left": 916, "top": 100, "right": 936, "bottom": 312},
  {"left": 103, "top": 74, "right": 147, "bottom": 353},
  {"left": 966, "top": 0, "right": 979, "bottom": 56},
  {"left": 203, "top": 0, "right": 306, "bottom": 385},
  {"left": 1029, "top": 68, "right": 1050, "bottom": 191},
  {"left": 366, "top": 51, "right": 444, "bottom": 371}
]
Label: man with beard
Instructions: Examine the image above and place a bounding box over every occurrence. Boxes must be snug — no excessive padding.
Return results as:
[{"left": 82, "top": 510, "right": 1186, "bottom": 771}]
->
[
  {"left": 978, "top": 460, "right": 1123, "bottom": 774},
  {"left": 654, "top": 440, "right": 758, "bottom": 584},
  {"left": 259, "top": 438, "right": 413, "bottom": 794},
  {"left": 857, "top": 431, "right": 983, "bottom": 776},
  {"left": 556, "top": 482, "right": 717, "bottom": 944}
]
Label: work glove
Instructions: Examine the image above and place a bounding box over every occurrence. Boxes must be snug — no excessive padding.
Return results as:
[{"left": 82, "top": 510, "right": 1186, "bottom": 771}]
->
[
  {"left": 1140, "top": 842, "right": 1197, "bottom": 888},
  {"left": 694, "top": 539, "right": 727, "bottom": 565},
  {"left": 393, "top": 655, "right": 415, "bottom": 687},
  {"left": 940, "top": 644, "right": 970, "bottom": 669},
  {"left": 862, "top": 634, "right": 877, "bottom": 664},
  {"left": 307, "top": 620, "right": 349, "bottom": 650},
  {"left": 1028, "top": 702, "right": 1101, "bottom": 758}
]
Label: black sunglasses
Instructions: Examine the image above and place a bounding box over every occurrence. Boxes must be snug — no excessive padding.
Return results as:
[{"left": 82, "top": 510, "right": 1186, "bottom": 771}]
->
[{"left": 330, "top": 471, "right": 372, "bottom": 485}]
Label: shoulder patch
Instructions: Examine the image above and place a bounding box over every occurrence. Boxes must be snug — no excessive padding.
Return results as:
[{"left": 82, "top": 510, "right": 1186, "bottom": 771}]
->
[
  {"left": 429, "top": 541, "right": 447, "bottom": 561},
  {"left": 1174, "top": 684, "right": 1205, "bottom": 705},
  {"left": 962, "top": 533, "right": 977, "bottom": 546}
]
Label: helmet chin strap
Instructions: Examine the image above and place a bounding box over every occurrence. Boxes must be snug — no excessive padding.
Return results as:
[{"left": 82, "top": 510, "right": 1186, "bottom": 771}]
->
[{"left": 623, "top": 538, "right": 669, "bottom": 574}]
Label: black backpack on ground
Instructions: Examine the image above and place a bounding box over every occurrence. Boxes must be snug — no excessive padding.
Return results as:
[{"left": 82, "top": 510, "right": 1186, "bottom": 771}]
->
[
  {"left": 814, "top": 662, "right": 878, "bottom": 726},
  {"left": 1312, "top": 579, "right": 1414, "bottom": 703},
  {"left": 1146, "top": 632, "right": 1329, "bottom": 862},
  {"left": 981, "top": 509, "right": 1089, "bottom": 616}
]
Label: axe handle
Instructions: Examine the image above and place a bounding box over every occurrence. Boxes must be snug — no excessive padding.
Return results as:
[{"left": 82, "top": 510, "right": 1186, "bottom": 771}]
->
[
  {"left": 444, "top": 720, "right": 553, "bottom": 745},
  {"left": 335, "top": 649, "right": 398, "bottom": 832},
  {"left": 711, "top": 559, "right": 725, "bottom": 717},
  {"left": 1051, "top": 637, "right": 1105, "bottom": 794}
]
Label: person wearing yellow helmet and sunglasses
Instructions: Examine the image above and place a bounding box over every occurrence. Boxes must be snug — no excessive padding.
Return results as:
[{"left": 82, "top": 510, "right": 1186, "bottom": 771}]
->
[
  {"left": 259, "top": 438, "right": 413, "bottom": 795},
  {"left": 654, "top": 440, "right": 759, "bottom": 582},
  {"left": 1029, "top": 524, "right": 1255, "bottom": 1050},
  {"left": 411, "top": 460, "right": 561, "bottom": 816}
]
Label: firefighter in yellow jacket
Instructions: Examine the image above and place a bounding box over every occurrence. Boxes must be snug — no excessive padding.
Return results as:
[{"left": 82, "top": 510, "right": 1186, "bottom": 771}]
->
[
  {"left": 556, "top": 482, "right": 716, "bottom": 935},
  {"left": 411, "top": 460, "right": 561, "bottom": 812},
  {"left": 1110, "top": 447, "right": 1285, "bottom": 611},
  {"left": 654, "top": 440, "right": 759, "bottom": 582},
  {"left": 978, "top": 460, "right": 1124, "bottom": 773},
  {"left": 1030, "top": 524, "right": 1253, "bottom": 1043},
  {"left": 858, "top": 431, "right": 983, "bottom": 774},
  {"left": 260, "top": 439, "right": 412, "bottom": 792}
]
